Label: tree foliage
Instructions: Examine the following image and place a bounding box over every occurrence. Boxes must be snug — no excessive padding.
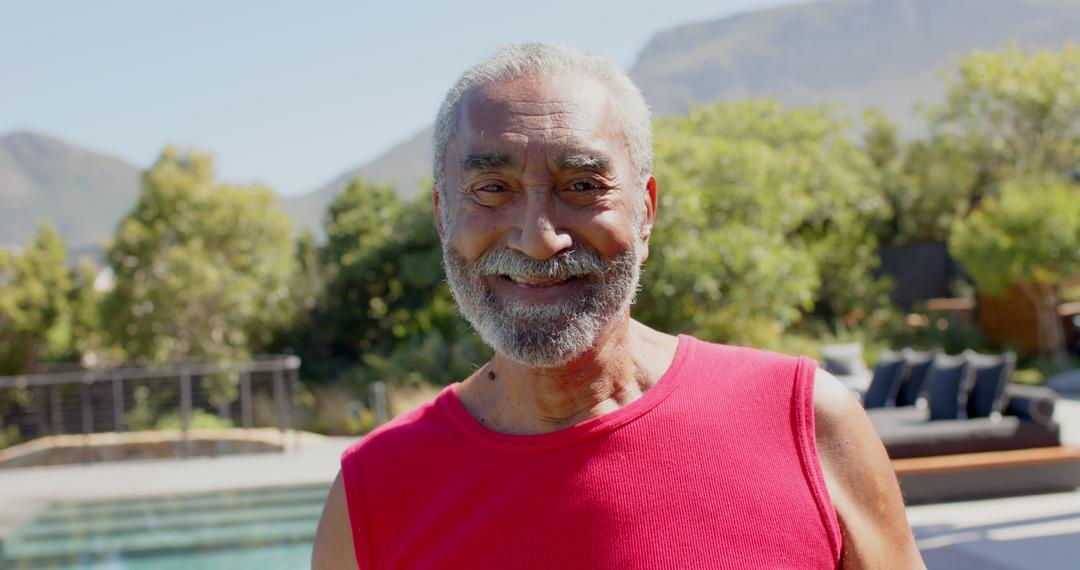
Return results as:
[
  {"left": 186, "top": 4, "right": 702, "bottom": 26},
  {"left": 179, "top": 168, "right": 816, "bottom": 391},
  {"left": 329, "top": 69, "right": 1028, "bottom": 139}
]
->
[
  {"left": 937, "top": 44, "right": 1080, "bottom": 362},
  {"left": 0, "top": 223, "right": 71, "bottom": 374},
  {"left": 637, "top": 100, "right": 891, "bottom": 342},
  {"left": 933, "top": 43, "right": 1080, "bottom": 186},
  {"left": 101, "top": 147, "right": 296, "bottom": 363},
  {"left": 862, "top": 109, "right": 977, "bottom": 246},
  {"left": 66, "top": 256, "right": 107, "bottom": 365},
  {"left": 294, "top": 176, "right": 488, "bottom": 386},
  {"left": 950, "top": 177, "right": 1080, "bottom": 361},
  {"left": 951, "top": 178, "right": 1080, "bottom": 294}
]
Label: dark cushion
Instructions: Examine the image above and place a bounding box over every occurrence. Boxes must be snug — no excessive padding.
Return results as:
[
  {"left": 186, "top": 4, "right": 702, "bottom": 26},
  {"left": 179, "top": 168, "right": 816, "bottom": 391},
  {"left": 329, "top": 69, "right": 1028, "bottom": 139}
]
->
[
  {"left": 868, "top": 406, "right": 1061, "bottom": 459},
  {"left": 895, "top": 349, "right": 935, "bottom": 407},
  {"left": 965, "top": 351, "right": 1016, "bottom": 418},
  {"left": 863, "top": 350, "right": 905, "bottom": 409},
  {"left": 926, "top": 354, "right": 971, "bottom": 420},
  {"left": 1004, "top": 384, "right": 1059, "bottom": 426}
]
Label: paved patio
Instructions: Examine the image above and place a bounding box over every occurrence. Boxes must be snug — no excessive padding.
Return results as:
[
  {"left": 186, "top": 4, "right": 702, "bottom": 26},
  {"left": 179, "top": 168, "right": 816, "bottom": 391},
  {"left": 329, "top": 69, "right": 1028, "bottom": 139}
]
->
[
  {"left": 909, "top": 489, "right": 1080, "bottom": 569},
  {"left": 905, "top": 397, "right": 1080, "bottom": 569}
]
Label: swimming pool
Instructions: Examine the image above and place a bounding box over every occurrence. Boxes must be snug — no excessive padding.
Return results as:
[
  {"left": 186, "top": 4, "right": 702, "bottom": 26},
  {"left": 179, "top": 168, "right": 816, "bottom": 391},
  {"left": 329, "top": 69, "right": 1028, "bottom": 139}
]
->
[{"left": 1, "top": 483, "right": 329, "bottom": 569}]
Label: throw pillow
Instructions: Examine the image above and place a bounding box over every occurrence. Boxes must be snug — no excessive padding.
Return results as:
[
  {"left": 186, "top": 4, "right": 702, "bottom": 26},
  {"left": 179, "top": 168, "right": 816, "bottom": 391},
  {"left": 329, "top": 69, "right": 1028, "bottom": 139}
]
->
[
  {"left": 895, "top": 349, "right": 935, "bottom": 407},
  {"left": 863, "top": 351, "right": 905, "bottom": 409},
  {"left": 926, "top": 354, "right": 973, "bottom": 421},
  {"left": 965, "top": 351, "right": 1016, "bottom": 418}
]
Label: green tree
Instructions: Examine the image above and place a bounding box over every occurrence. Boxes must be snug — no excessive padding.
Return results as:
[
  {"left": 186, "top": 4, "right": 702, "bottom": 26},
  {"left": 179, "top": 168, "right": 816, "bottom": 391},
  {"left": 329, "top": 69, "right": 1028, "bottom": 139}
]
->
[
  {"left": 65, "top": 256, "right": 108, "bottom": 365},
  {"left": 102, "top": 147, "right": 297, "bottom": 364},
  {"left": 949, "top": 177, "right": 1080, "bottom": 363},
  {"left": 862, "top": 107, "right": 902, "bottom": 170},
  {"left": 305, "top": 176, "right": 404, "bottom": 369},
  {"left": 862, "top": 109, "right": 978, "bottom": 246},
  {"left": 295, "top": 176, "right": 487, "bottom": 386},
  {"left": 932, "top": 43, "right": 1080, "bottom": 190},
  {"left": 0, "top": 223, "right": 71, "bottom": 374},
  {"left": 867, "top": 45, "right": 1080, "bottom": 249},
  {"left": 638, "top": 100, "right": 890, "bottom": 342}
]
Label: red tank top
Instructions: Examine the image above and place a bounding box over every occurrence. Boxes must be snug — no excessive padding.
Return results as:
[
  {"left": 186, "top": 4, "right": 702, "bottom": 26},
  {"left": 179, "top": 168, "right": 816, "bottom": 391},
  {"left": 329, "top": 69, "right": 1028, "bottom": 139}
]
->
[{"left": 340, "top": 335, "right": 842, "bottom": 569}]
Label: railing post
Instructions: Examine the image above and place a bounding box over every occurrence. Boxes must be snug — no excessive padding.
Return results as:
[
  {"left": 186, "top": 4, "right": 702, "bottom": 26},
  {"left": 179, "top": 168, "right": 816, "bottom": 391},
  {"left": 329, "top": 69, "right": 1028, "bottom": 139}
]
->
[
  {"left": 112, "top": 372, "right": 125, "bottom": 433},
  {"left": 289, "top": 367, "right": 299, "bottom": 429},
  {"left": 50, "top": 384, "right": 61, "bottom": 435},
  {"left": 180, "top": 367, "right": 192, "bottom": 459},
  {"left": 288, "top": 364, "right": 300, "bottom": 449},
  {"left": 33, "top": 385, "right": 47, "bottom": 438},
  {"left": 81, "top": 373, "right": 94, "bottom": 464},
  {"left": 240, "top": 370, "right": 252, "bottom": 429},
  {"left": 273, "top": 368, "right": 285, "bottom": 451},
  {"left": 372, "top": 381, "right": 389, "bottom": 426}
]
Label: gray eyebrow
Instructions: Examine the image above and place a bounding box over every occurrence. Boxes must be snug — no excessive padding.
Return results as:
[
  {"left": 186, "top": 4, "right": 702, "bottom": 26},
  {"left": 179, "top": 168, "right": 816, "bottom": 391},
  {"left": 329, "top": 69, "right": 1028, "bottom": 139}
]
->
[
  {"left": 558, "top": 153, "right": 610, "bottom": 172},
  {"left": 461, "top": 152, "right": 514, "bottom": 171}
]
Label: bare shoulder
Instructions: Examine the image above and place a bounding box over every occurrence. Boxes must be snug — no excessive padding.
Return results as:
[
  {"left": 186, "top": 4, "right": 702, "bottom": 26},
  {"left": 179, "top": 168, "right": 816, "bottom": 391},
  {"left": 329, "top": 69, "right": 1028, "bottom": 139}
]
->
[
  {"left": 812, "top": 368, "right": 925, "bottom": 569},
  {"left": 312, "top": 470, "right": 360, "bottom": 570}
]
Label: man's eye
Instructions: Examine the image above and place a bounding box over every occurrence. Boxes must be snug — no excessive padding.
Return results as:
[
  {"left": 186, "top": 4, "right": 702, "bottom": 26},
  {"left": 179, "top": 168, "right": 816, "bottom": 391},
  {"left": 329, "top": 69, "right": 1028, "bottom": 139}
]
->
[
  {"left": 569, "top": 180, "right": 601, "bottom": 192},
  {"left": 477, "top": 183, "right": 507, "bottom": 193}
]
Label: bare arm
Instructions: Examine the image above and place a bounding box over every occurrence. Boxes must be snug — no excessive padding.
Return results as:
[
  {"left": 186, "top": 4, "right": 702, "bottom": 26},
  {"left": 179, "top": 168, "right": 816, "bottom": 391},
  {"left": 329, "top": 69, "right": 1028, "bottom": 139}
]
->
[
  {"left": 312, "top": 470, "right": 360, "bottom": 570},
  {"left": 813, "top": 368, "right": 925, "bottom": 569}
]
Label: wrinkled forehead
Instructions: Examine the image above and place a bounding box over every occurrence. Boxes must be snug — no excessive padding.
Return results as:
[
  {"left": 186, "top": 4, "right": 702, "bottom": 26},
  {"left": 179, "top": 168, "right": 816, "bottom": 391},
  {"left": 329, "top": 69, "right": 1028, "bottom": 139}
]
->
[{"left": 452, "top": 72, "right": 625, "bottom": 158}]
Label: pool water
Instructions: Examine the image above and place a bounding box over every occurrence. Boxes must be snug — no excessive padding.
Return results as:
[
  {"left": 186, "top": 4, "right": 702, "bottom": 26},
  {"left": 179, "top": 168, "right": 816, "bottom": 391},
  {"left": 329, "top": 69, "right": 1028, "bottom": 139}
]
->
[{"left": 1, "top": 483, "right": 329, "bottom": 569}]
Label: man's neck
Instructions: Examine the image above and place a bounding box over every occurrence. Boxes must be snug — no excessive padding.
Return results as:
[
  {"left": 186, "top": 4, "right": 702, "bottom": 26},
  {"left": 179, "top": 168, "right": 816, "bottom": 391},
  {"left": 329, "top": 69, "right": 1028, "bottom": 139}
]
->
[{"left": 456, "top": 317, "right": 679, "bottom": 435}]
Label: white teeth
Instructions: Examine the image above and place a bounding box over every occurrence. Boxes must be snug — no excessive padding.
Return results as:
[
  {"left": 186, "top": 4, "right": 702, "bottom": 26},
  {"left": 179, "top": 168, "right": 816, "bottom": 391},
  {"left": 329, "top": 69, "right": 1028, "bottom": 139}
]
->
[{"left": 509, "top": 276, "right": 569, "bottom": 285}]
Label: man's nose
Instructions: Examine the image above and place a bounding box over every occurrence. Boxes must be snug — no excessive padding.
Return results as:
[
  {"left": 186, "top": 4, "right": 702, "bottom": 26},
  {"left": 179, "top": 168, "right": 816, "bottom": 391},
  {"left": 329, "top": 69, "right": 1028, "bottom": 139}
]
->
[{"left": 507, "top": 192, "right": 573, "bottom": 260}]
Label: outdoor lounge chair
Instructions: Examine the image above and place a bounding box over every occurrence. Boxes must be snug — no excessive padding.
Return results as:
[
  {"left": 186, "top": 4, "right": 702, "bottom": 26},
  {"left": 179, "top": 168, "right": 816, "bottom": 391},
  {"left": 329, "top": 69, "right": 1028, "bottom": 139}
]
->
[
  {"left": 866, "top": 350, "right": 1061, "bottom": 459},
  {"left": 857, "top": 348, "right": 1080, "bottom": 502}
]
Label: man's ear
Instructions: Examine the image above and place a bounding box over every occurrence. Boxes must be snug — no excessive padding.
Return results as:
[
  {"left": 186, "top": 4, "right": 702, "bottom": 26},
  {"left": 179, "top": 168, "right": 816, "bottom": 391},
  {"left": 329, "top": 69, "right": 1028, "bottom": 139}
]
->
[
  {"left": 639, "top": 176, "right": 657, "bottom": 263},
  {"left": 432, "top": 188, "right": 444, "bottom": 237},
  {"left": 640, "top": 177, "right": 657, "bottom": 240}
]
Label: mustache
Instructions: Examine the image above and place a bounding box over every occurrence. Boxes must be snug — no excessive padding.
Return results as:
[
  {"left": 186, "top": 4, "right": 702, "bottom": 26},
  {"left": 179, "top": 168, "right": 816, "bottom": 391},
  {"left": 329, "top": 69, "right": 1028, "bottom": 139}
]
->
[{"left": 472, "top": 247, "right": 605, "bottom": 280}]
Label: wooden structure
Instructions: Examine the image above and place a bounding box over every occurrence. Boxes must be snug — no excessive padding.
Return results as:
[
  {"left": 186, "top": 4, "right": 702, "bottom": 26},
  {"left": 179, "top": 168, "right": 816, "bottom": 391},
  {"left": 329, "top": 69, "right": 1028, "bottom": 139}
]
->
[
  {"left": 977, "top": 279, "right": 1080, "bottom": 355},
  {"left": 893, "top": 446, "right": 1080, "bottom": 503}
]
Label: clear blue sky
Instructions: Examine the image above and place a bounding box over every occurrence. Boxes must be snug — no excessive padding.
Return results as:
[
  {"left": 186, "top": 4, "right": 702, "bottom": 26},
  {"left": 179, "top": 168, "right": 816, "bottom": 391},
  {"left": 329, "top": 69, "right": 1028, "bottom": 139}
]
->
[{"left": 1, "top": 0, "right": 803, "bottom": 196}]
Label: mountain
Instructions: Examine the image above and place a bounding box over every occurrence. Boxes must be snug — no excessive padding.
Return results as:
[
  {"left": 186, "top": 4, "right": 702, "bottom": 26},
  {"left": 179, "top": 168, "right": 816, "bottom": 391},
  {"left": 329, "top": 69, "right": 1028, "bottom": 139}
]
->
[
  {"left": 284, "top": 0, "right": 1080, "bottom": 235},
  {"left": 0, "top": 127, "right": 436, "bottom": 249},
  {"left": 7, "top": 0, "right": 1080, "bottom": 244},
  {"left": 632, "top": 0, "right": 1080, "bottom": 128},
  {"left": 281, "top": 126, "right": 433, "bottom": 236},
  {"left": 0, "top": 131, "right": 140, "bottom": 249}
]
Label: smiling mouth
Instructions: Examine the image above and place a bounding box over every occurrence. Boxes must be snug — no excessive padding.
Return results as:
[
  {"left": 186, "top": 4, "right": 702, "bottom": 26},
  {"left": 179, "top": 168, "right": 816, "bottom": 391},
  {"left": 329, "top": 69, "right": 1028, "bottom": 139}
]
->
[{"left": 499, "top": 275, "right": 580, "bottom": 288}]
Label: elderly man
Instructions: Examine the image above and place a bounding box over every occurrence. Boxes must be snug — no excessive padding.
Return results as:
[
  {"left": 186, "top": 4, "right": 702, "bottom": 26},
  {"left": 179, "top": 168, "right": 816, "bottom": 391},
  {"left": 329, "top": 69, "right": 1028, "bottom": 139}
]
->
[{"left": 313, "top": 43, "right": 923, "bottom": 569}]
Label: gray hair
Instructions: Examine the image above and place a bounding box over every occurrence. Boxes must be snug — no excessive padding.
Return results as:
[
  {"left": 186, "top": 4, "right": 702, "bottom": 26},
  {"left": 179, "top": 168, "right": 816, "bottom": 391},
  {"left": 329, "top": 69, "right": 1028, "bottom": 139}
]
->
[{"left": 432, "top": 42, "right": 653, "bottom": 196}]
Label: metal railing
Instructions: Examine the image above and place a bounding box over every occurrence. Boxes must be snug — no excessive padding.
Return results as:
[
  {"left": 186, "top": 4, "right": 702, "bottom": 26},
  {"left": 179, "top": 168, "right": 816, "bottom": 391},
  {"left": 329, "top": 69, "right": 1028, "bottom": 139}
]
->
[{"left": 0, "top": 356, "right": 301, "bottom": 464}]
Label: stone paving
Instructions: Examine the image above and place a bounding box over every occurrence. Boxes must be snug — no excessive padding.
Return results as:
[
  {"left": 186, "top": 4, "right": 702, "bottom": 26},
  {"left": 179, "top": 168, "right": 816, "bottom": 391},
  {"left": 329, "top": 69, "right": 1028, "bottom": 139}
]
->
[
  {"left": 909, "top": 488, "right": 1080, "bottom": 569},
  {"left": 907, "top": 396, "right": 1080, "bottom": 569}
]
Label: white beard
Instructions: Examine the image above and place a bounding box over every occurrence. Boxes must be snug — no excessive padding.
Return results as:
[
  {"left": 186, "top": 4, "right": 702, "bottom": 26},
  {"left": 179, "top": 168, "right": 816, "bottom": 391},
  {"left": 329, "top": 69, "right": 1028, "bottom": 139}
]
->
[{"left": 441, "top": 241, "right": 642, "bottom": 368}]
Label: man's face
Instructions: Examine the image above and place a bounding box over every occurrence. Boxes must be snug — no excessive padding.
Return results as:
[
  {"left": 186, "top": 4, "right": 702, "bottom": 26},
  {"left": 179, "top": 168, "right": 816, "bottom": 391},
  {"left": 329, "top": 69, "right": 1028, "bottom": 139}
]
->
[{"left": 437, "top": 72, "right": 655, "bottom": 367}]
